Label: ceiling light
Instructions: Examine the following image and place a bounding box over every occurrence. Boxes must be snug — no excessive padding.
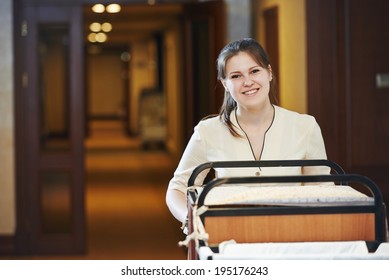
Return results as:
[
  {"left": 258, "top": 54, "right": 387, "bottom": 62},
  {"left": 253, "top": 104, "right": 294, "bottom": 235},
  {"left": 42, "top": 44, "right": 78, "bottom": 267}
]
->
[
  {"left": 87, "top": 33, "right": 97, "bottom": 43},
  {"left": 106, "top": 4, "right": 121, "bottom": 13},
  {"left": 95, "top": 32, "right": 108, "bottom": 43},
  {"left": 89, "top": 22, "right": 101, "bottom": 32},
  {"left": 101, "top": 22, "right": 112, "bottom": 32},
  {"left": 91, "top": 4, "right": 105, "bottom": 13}
]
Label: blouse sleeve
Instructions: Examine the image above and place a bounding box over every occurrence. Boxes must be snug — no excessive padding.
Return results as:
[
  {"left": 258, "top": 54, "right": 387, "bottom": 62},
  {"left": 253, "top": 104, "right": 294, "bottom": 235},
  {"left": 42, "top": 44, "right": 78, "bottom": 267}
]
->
[
  {"left": 167, "top": 123, "right": 210, "bottom": 195},
  {"left": 303, "top": 118, "right": 331, "bottom": 175}
]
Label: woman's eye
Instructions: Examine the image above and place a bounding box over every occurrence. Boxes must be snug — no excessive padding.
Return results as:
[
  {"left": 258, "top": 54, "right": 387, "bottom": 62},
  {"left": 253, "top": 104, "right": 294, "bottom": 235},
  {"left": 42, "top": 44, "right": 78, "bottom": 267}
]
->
[
  {"left": 251, "top": 68, "right": 261, "bottom": 74},
  {"left": 230, "top": 74, "right": 240, "bottom": 79}
]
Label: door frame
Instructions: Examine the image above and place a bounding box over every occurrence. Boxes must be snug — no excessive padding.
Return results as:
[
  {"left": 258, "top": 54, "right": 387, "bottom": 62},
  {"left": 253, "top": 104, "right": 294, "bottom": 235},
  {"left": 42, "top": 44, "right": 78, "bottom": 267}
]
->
[{"left": 13, "top": 0, "right": 86, "bottom": 254}]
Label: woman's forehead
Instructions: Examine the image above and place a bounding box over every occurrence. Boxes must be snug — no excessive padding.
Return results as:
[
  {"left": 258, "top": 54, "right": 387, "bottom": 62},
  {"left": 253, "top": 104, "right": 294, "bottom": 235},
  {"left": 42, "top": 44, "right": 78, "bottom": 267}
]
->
[{"left": 226, "top": 52, "right": 261, "bottom": 72}]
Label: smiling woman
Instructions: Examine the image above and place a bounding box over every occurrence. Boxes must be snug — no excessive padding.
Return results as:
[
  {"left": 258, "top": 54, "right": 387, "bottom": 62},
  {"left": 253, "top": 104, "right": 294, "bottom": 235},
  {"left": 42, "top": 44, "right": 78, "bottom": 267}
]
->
[
  {"left": 221, "top": 52, "right": 272, "bottom": 113},
  {"left": 166, "top": 38, "right": 331, "bottom": 228}
]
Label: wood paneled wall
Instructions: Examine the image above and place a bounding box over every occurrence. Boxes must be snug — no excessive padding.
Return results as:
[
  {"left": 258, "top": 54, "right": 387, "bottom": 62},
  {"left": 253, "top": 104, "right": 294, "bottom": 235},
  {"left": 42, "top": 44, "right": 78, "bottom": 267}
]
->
[{"left": 306, "top": 0, "right": 389, "bottom": 209}]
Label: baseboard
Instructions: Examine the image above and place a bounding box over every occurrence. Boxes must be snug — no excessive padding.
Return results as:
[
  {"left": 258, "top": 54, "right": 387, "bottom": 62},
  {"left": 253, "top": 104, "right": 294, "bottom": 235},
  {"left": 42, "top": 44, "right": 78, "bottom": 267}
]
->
[{"left": 0, "top": 234, "right": 14, "bottom": 255}]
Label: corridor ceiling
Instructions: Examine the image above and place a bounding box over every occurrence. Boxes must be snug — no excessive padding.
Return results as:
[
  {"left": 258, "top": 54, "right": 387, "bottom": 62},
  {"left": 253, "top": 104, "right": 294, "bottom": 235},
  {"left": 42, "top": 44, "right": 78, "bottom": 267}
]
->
[{"left": 83, "top": 2, "right": 183, "bottom": 44}]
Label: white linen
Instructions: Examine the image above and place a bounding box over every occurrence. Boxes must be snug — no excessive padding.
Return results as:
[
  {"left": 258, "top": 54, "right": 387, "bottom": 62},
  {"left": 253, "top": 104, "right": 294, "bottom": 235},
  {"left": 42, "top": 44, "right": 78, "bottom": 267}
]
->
[
  {"left": 198, "top": 241, "right": 389, "bottom": 260},
  {"left": 200, "top": 184, "right": 373, "bottom": 206}
]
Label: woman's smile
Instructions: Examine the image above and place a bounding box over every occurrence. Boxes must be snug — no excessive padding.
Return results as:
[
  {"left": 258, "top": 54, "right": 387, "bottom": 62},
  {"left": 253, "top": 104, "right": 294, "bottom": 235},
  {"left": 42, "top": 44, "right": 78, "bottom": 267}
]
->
[{"left": 242, "top": 88, "right": 259, "bottom": 95}]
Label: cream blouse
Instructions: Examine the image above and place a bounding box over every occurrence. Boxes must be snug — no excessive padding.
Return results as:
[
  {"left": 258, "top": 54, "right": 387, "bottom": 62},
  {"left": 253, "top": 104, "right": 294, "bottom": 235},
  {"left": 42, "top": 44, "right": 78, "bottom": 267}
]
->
[{"left": 168, "top": 105, "right": 330, "bottom": 194}]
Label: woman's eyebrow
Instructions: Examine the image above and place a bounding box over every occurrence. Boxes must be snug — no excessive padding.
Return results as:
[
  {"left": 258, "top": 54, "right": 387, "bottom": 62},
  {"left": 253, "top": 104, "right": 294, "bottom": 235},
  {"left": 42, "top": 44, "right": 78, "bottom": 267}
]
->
[{"left": 228, "top": 65, "right": 260, "bottom": 74}]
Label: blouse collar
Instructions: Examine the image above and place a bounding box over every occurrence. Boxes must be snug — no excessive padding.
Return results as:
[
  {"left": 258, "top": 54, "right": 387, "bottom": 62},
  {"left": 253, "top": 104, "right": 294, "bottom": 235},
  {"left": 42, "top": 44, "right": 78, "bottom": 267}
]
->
[{"left": 230, "top": 105, "right": 277, "bottom": 136}]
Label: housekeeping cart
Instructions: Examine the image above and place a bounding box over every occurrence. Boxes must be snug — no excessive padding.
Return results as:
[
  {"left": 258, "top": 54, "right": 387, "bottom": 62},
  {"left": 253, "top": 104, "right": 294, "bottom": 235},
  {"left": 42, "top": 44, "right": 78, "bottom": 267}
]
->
[{"left": 181, "top": 160, "right": 389, "bottom": 259}]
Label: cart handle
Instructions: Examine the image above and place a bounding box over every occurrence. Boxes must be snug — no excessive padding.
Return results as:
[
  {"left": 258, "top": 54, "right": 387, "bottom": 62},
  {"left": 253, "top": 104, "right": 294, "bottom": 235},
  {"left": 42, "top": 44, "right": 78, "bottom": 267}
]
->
[{"left": 188, "top": 159, "right": 345, "bottom": 187}]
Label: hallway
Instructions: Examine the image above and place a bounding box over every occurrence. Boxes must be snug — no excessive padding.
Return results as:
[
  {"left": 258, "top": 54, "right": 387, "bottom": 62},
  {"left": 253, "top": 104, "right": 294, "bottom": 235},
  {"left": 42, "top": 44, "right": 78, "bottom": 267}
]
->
[
  {"left": 0, "top": 120, "right": 187, "bottom": 260},
  {"left": 81, "top": 120, "right": 186, "bottom": 260}
]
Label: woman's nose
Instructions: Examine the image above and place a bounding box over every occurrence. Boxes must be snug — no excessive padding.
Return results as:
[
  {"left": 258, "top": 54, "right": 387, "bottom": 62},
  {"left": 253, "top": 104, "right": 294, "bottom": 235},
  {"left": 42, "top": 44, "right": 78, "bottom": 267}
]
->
[{"left": 243, "top": 77, "right": 253, "bottom": 86}]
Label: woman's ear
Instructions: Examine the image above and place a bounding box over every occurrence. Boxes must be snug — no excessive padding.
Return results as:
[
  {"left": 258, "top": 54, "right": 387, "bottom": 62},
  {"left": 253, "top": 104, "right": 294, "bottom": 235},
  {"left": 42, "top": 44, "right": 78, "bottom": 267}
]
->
[
  {"left": 221, "top": 79, "right": 228, "bottom": 90},
  {"left": 268, "top": 64, "right": 273, "bottom": 81}
]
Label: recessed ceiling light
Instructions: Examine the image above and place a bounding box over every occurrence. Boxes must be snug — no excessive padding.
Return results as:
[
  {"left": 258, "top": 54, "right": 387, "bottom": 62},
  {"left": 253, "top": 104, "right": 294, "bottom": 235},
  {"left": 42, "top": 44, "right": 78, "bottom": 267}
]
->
[
  {"left": 89, "top": 22, "right": 101, "bottom": 32},
  {"left": 88, "top": 33, "right": 97, "bottom": 43},
  {"left": 106, "top": 4, "right": 121, "bottom": 13},
  {"left": 101, "top": 22, "right": 112, "bottom": 32},
  {"left": 91, "top": 4, "right": 105, "bottom": 13},
  {"left": 95, "top": 32, "right": 108, "bottom": 43}
]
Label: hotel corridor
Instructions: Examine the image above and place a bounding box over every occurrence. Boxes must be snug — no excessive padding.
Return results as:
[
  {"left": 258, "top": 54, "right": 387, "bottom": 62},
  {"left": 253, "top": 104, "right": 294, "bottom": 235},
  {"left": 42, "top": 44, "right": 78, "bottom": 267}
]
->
[
  {"left": 0, "top": 120, "right": 187, "bottom": 260},
  {"left": 81, "top": 120, "right": 186, "bottom": 260}
]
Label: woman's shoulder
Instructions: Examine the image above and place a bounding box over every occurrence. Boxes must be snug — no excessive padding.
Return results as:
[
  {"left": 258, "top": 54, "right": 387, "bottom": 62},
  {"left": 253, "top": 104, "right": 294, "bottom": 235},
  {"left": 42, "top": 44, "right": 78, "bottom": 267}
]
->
[
  {"left": 274, "top": 105, "right": 316, "bottom": 124},
  {"left": 194, "top": 115, "right": 229, "bottom": 136},
  {"left": 197, "top": 114, "right": 222, "bottom": 127}
]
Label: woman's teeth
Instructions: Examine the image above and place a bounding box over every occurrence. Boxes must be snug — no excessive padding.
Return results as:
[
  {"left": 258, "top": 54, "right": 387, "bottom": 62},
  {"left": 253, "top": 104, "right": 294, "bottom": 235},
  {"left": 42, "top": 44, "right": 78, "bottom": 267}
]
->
[{"left": 243, "top": 89, "right": 257, "bottom": 95}]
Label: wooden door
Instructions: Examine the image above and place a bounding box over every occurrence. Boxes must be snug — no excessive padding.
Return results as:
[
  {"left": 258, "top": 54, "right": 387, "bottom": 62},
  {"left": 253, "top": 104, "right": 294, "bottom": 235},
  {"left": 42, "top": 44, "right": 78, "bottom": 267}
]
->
[
  {"left": 182, "top": 0, "right": 226, "bottom": 141},
  {"left": 307, "top": 0, "right": 389, "bottom": 213},
  {"left": 14, "top": 2, "right": 86, "bottom": 254},
  {"left": 263, "top": 6, "right": 280, "bottom": 105}
]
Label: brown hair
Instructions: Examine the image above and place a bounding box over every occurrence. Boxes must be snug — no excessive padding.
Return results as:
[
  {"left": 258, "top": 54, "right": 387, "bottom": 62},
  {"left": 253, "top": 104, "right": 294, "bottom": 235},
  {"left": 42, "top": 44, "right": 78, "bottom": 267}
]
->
[{"left": 216, "top": 38, "right": 278, "bottom": 136}]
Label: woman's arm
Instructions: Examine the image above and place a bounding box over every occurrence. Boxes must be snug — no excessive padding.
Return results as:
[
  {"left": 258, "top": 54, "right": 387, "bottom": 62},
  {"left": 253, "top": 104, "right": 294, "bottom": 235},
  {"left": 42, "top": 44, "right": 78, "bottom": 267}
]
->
[
  {"left": 166, "top": 122, "right": 209, "bottom": 223},
  {"left": 166, "top": 189, "right": 187, "bottom": 223},
  {"left": 303, "top": 119, "right": 331, "bottom": 175}
]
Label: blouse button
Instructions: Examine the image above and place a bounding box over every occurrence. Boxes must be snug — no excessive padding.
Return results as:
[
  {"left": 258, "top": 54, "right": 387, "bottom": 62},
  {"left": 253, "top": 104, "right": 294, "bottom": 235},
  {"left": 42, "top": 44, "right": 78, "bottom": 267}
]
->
[{"left": 255, "top": 171, "right": 261, "bottom": 176}]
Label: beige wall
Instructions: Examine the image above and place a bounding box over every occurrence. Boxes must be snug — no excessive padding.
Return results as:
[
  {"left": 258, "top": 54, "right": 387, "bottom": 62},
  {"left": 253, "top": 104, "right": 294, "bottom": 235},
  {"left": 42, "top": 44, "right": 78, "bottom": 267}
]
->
[
  {"left": 129, "top": 40, "right": 158, "bottom": 133},
  {"left": 257, "top": 0, "right": 307, "bottom": 114},
  {"left": 164, "top": 26, "right": 184, "bottom": 159},
  {"left": 0, "top": 0, "right": 16, "bottom": 235},
  {"left": 88, "top": 52, "right": 126, "bottom": 117}
]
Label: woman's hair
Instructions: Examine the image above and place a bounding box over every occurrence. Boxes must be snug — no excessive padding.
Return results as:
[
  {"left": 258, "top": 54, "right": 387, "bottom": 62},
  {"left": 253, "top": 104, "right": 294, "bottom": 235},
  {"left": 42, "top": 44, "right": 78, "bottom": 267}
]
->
[{"left": 216, "top": 38, "right": 278, "bottom": 136}]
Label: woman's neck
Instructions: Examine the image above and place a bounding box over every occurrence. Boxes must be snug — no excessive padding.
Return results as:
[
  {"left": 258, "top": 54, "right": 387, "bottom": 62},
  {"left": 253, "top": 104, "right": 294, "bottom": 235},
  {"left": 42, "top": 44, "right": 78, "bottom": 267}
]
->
[{"left": 236, "top": 102, "right": 274, "bottom": 126}]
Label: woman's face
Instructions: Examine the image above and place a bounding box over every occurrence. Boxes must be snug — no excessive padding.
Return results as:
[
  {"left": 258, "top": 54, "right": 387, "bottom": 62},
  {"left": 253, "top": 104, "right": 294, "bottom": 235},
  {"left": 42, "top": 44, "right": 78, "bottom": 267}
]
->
[{"left": 222, "top": 51, "right": 272, "bottom": 111}]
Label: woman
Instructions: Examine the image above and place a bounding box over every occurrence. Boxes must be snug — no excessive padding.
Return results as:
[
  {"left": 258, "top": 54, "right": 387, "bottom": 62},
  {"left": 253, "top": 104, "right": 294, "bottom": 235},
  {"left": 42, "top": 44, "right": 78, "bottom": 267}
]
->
[{"left": 166, "top": 38, "right": 329, "bottom": 226}]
